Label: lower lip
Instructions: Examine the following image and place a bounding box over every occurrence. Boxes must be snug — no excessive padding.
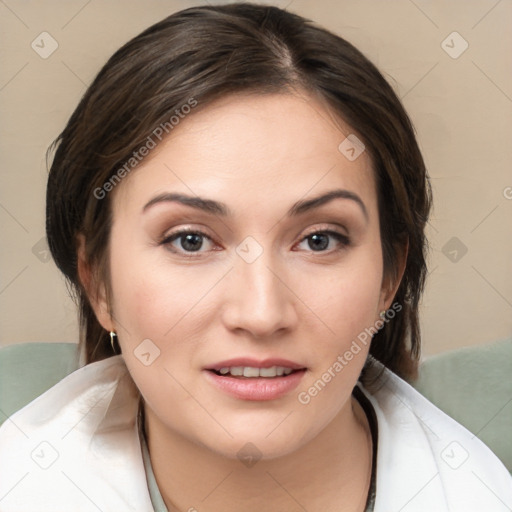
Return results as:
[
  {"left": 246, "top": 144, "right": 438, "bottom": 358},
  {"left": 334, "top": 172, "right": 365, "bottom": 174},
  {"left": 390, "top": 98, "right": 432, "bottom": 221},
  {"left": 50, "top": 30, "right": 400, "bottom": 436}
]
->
[{"left": 203, "top": 369, "right": 306, "bottom": 401}]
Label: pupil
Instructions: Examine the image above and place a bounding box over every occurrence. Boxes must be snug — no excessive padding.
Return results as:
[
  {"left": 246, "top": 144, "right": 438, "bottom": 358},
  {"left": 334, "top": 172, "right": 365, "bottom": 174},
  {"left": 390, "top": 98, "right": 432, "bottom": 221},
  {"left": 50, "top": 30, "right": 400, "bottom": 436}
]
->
[
  {"left": 182, "top": 233, "right": 203, "bottom": 251},
  {"left": 309, "top": 233, "right": 328, "bottom": 251}
]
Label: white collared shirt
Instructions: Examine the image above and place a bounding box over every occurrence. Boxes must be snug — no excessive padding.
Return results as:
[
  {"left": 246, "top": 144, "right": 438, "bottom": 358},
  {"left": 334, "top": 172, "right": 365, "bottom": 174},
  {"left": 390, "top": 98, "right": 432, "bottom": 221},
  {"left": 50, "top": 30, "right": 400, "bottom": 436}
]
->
[{"left": 0, "top": 355, "right": 510, "bottom": 511}]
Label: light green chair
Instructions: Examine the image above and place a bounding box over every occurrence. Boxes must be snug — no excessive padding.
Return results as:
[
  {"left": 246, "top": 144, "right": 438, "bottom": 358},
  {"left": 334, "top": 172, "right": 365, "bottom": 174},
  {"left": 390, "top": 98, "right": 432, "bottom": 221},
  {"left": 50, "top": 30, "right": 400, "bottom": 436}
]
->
[
  {"left": 1, "top": 339, "right": 510, "bottom": 472},
  {"left": 414, "top": 337, "right": 512, "bottom": 473},
  {"left": 0, "top": 342, "right": 79, "bottom": 427}
]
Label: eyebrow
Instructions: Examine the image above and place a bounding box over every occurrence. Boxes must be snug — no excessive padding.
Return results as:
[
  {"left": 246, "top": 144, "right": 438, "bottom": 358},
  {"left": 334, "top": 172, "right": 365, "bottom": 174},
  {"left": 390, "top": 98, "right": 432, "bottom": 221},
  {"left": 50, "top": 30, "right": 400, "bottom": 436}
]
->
[
  {"left": 142, "top": 188, "right": 368, "bottom": 221},
  {"left": 290, "top": 189, "right": 368, "bottom": 221},
  {"left": 143, "top": 193, "right": 228, "bottom": 216}
]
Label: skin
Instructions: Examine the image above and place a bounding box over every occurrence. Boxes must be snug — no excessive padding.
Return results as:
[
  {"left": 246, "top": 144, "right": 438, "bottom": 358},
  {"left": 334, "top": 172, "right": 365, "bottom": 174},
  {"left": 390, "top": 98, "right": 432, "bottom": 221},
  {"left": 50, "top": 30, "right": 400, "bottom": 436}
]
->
[{"left": 80, "top": 90, "right": 405, "bottom": 511}]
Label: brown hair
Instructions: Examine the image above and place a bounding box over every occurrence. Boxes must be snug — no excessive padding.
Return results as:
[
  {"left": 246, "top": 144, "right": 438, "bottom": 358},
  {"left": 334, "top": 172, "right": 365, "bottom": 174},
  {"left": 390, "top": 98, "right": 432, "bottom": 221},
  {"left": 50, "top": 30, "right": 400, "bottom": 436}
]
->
[{"left": 46, "top": 3, "right": 431, "bottom": 380}]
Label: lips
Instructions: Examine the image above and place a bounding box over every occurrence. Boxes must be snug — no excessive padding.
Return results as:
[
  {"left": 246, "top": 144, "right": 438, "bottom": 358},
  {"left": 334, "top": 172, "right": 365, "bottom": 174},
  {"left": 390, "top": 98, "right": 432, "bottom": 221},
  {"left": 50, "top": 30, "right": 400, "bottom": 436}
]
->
[{"left": 203, "top": 357, "right": 307, "bottom": 400}]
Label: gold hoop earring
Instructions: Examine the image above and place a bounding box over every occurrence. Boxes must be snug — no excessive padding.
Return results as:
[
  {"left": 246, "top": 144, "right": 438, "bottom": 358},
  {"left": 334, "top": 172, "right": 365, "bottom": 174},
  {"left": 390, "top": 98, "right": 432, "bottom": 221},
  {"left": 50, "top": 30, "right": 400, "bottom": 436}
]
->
[{"left": 110, "top": 331, "right": 118, "bottom": 354}]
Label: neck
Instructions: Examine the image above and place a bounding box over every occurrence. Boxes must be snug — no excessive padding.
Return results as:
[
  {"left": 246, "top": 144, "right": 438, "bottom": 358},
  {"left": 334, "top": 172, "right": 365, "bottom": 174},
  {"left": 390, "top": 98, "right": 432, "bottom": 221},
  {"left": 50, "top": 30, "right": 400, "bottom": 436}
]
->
[{"left": 144, "top": 394, "right": 372, "bottom": 512}]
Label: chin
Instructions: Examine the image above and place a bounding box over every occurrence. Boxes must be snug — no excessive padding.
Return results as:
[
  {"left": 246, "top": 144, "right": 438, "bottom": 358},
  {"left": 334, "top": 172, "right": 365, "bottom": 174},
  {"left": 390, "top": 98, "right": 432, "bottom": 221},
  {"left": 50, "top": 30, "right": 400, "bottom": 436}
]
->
[
  {"left": 206, "top": 434, "right": 307, "bottom": 463},
  {"left": 194, "top": 414, "right": 320, "bottom": 462}
]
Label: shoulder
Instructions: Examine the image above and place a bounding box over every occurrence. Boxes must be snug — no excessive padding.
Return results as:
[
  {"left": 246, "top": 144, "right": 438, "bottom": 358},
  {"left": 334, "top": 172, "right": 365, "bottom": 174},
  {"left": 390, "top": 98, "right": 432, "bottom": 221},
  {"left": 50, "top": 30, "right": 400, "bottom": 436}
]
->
[
  {"left": 359, "top": 357, "right": 512, "bottom": 512},
  {"left": 0, "top": 356, "right": 153, "bottom": 511}
]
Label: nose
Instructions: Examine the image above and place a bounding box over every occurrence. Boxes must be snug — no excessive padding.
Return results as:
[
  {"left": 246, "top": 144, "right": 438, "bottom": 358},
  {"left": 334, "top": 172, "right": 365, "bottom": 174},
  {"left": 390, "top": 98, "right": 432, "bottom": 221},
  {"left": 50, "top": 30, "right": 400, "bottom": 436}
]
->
[{"left": 220, "top": 251, "right": 298, "bottom": 339}]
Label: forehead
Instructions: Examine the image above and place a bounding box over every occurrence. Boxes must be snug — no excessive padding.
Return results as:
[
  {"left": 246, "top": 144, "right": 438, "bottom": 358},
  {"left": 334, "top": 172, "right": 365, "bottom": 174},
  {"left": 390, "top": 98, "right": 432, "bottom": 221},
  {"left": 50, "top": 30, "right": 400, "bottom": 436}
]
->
[{"left": 112, "top": 91, "right": 377, "bottom": 218}]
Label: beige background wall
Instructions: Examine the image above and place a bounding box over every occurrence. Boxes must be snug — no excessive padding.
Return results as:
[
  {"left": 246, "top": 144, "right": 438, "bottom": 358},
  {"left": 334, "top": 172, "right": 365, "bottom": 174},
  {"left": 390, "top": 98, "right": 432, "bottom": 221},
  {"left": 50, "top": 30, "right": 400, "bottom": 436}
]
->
[{"left": 0, "top": 0, "right": 511, "bottom": 357}]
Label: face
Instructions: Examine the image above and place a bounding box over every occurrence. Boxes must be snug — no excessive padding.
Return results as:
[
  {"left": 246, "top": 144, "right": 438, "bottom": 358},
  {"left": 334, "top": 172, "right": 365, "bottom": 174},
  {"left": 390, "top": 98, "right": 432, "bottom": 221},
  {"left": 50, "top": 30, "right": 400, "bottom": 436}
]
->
[{"left": 91, "top": 91, "right": 396, "bottom": 460}]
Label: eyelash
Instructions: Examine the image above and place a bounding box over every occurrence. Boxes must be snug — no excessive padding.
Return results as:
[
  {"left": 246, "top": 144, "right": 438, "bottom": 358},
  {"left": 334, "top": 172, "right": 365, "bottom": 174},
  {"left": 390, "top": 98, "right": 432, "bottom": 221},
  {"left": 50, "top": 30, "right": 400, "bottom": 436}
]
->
[{"left": 160, "top": 227, "right": 350, "bottom": 257}]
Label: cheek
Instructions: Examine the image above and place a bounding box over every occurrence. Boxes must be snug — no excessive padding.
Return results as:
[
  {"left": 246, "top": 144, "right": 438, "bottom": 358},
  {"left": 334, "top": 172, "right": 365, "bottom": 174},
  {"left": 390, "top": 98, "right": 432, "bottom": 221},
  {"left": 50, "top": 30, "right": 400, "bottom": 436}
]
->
[
  {"left": 108, "top": 235, "right": 215, "bottom": 340},
  {"left": 292, "top": 264, "right": 382, "bottom": 436},
  {"left": 107, "top": 248, "right": 214, "bottom": 415},
  {"left": 298, "top": 243, "right": 384, "bottom": 344},
  {"left": 109, "top": 264, "right": 174, "bottom": 341},
  {"left": 291, "top": 241, "right": 383, "bottom": 395},
  {"left": 106, "top": 240, "right": 231, "bottom": 402}
]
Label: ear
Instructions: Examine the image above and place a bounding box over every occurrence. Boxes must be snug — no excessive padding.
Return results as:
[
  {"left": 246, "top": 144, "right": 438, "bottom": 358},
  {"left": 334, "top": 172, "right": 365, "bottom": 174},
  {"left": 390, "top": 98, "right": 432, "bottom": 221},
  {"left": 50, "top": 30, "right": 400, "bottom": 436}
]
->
[
  {"left": 379, "top": 237, "right": 408, "bottom": 313},
  {"left": 76, "top": 233, "right": 113, "bottom": 332}
]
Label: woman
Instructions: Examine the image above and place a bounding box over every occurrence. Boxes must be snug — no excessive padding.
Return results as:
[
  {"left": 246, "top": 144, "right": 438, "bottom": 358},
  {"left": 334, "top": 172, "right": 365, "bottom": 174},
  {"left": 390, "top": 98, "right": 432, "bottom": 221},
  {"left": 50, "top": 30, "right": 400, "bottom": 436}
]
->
[{"left": 0, "top": 3, "right": 510, "bottom": 511}]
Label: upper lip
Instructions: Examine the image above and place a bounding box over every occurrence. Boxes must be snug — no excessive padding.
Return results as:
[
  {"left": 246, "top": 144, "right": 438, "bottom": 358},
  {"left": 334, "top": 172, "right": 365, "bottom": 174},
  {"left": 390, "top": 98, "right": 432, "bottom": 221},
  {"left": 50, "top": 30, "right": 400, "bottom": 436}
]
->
[{"left": 205, "top": 358, "right": 307, "bottom": 372}]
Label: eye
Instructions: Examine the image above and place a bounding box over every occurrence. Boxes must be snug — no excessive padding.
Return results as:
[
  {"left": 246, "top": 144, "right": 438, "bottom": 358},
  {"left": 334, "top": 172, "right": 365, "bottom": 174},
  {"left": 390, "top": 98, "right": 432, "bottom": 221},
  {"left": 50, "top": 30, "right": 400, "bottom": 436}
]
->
[
  {"left": 296, "top": 230, "right": 350, "bottom": 252},
  {"left": 160, "top": 229, "right": 217, "bottom": 255}
]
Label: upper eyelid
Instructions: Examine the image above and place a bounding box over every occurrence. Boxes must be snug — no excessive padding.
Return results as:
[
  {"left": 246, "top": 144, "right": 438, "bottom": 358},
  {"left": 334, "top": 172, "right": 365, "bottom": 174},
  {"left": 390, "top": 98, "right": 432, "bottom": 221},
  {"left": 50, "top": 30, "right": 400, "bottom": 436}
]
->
[
  {"left": 301, "top": 224, "right": 348, "bottom": 237},
  {"left": 162, "top": 225, "right": 348, "bottom": 240}
]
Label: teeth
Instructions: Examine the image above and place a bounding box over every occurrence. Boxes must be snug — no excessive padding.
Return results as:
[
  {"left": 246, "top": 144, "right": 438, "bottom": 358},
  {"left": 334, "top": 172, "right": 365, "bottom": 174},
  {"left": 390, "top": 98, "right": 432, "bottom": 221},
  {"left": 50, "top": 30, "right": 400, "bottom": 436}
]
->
[
  {"left": 243, "top": 367, "right": 260, "bottom": 378},
  {"left": 216, "top": 366, "right": 297, "bottom": 378},
  {"left": 259, "top": 367, "right": 277, "bottom": 377}
]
